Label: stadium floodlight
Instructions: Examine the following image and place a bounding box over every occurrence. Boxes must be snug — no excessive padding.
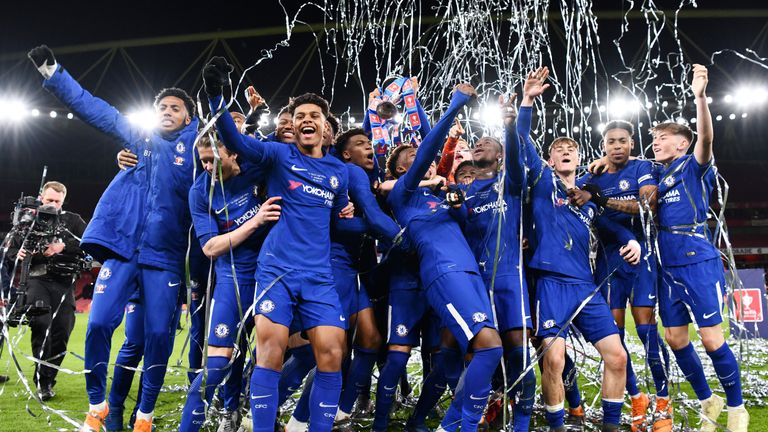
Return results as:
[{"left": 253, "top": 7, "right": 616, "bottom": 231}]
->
[
  {"left": 583, "top": 106, "right": 591, "bottom": 114},
  {"left": 49, "top": 110, "right": 57, "bottom": 118},
  {"left": 608, "top": 99, "right": 641, "bottom": 117},
  {"left": 258, "top": 113, "right": 270, "bottom": 128},
  {"left": 559, "top": 127, "right": 566, "bottom": 134},
  {"left": 349, "top": 116, "right": 357, "bottom": 124},
  {"left": 729, "top": 113, "right": 736, "bottom": 120},
  {"left": 596, "top": 123, "right": 606, "bottom": 133},
  {"left": 127, "top": 109, "right": 156, "bottom": 131},
  {"left": 67, "top": 113, "right": 74, "bottom": 120},
  {"left": 393, "top": 113, "right": 403, "bottom": 123},
  {"left": 723, "top": 94, "right": 733, "bottom": 103},
  {"left": 715, "top": 115, "right": 723, "bottom": 121},
  {"left": 480, "top": 104, "right": 502, "bottom": 127},
  {"left": 572, "top": 126, "right": 580, "bottom": 133},
  {"left": 0, "top": 99, "right": 28, "bottom": 122},
  {"left": 742, "top": 112, "right": 748, "bottom": 119},
  {"left": 31, "top": 108, "right": 40, "bottom": 117},
  {"left": 733, "top": 86, "right": 768, "bottom": 106}
]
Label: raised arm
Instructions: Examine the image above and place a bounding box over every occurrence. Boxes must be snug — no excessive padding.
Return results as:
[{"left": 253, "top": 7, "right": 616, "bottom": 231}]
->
[
  {"left": 501, "top": 94, "right": 524, "bottom": 191},
  {"left": 518, "top": 67, "right": 551, "bottom": 181},
  {"left": 401, "top": 85, "right": 474, "bottom": 191},
  {"left": 347, "top": 165, "right": 401, "bottom": 240},
  {"left": 204, "top": 58, "right": 282, "bottom": 165},
  {"left": 29, "top": 46, "right": 140, "bottom": 148},
  {"left": 691, "top": 64, "right": 713, "bottom": 165},
  {"left": 436, "top": 120, "right": 463, "bottom": 178}
]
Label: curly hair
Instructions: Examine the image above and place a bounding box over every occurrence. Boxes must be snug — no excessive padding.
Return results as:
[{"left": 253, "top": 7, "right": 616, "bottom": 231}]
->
[
  {"left": 288, "top": 93, "right": 330, "bottom": 118},
  {"left": 154, "top": 88, "right": 196, "bottom": 118},
  {"left": 386, "top": 144, "right": 414, "bottom": 179}
]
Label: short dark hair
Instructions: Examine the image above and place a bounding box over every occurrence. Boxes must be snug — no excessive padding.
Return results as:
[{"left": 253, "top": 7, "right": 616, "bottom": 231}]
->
[
  {"left": 277, "top": 105, "right": 291, "bottom": 118},
  {"left": 602, "top": 120, "right": 634, "bottom": 137},
  {"left": 386, "top": 144, "right": 413, "bottom": 178},
  {"left": 154, "top": 88, "right": 196, "bottom": 118},
  {"left": 454, "top": 160, "right": 475, "bottom": 177},
  {"left": 288, "top": 93, "right": 330, "bottom": 118},
  {"left": 326, "top": 114, "right": 340, "bottom": 136},
  {"left": 334, "top": 128, "right": 367, "bottom": 155},
  {"left": 652, "top": 122, "right": 693, "bottom": 145}
]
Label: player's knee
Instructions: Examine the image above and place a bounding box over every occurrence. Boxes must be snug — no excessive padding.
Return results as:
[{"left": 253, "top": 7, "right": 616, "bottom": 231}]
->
[
  {"left": 699, "top": 326, "right": 725, "bottom": 352},
  {"left": 603, "top": 344, "right": 627, "bottom": 372},
  {"left": 542, "top": 352, "right": 564, "bottom": 376},
  {"left": 315, "top": 344, "right": 345, "bottom": 370},
  {"left": 472, "top": 327, "right": 502, "bottom": 350},
  {"left": 663, "top": 327, "right": 689, "bottom": 350}
]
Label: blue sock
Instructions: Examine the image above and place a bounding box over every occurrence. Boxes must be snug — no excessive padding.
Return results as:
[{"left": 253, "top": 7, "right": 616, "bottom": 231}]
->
[
  {"left": 602, "top": 399, "right": 623, "bottom": 426},
  {"left": 707, "top": 342, "right": 743, "bottom": 407},
  {"left": 619, "top": 328, "right": 640, "bottom": 396},
  {"left": 544, "top": 405, "right": 565, "bottom": 428},
  {"left": 223, "top": 352, "right": 245, "bottom": 412},
  {"left": 672, "top": 343, "right": 712, "bottom": 400},
  {"left": 507, "top": 346, "right": 535, "bottom": 431},
  {"left": 277, "top": 344, "right": 316, "bottom": 406},
  {"left": 443, "top": 348, "right": 464, "bottom": 391},
  {"left": 440, "top": 371, "right": 464, "bottom": 432},
  {"left": 410, "top": 349, "right": 448, "bottom": 426},
  {"left": 180, "top": 356, "right": 231, "bottom": 432},
  {"left": 372, "top": 351, "right": 410, "bottom": 431},
  {"left": 636, "top": 324, "right": 669, "bottom": 397},
  {"left": 249, "top": 366, "right": 281, "bottom": 432},
  {"left": 563, "top": 353, "right": 582, "bottom": 408},
  {"left": 291, "top": 368, "right": 314, "bottom": 423},
  {"left": 308, "top": 370, "right": 342, "bottom": 432},
  {"left": 461, "top": 346, "right": 502, "bottom": 431},
  {"left": 338, "top": 347, "right": 377, "bottom": 414}
]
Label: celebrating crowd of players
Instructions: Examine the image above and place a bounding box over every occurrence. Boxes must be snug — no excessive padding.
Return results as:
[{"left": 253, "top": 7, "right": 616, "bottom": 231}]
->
[{"left": 24, "top": 43, "right": 749, "bottom": 432}]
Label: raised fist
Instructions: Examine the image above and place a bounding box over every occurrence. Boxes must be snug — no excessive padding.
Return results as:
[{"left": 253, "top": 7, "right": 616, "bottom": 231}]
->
[
  {"left": 28, "top": 45, "right": 57, "bottom": 78},
  {"left": 202, "top": 56, "right": 234, "bottom": 97}
]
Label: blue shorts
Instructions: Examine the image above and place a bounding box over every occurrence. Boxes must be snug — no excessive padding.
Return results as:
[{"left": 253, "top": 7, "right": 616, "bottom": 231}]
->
[
  {"left": 534, "top": 276, "right": 618, "bottom": 344},
  {"left": 483, "top": 273, "right": 532, "bottom": 332},
  {"left": 658, "top": 258, "right": 725, "bottom": 328},
  {"left": 425, "top": 271, "right": 496, "bottom": 353},
  {"left": 253, "top": 265, "right": 346, "bottom": 330},
  {"left": 387, "top": 288, "right": 429, "bottom": 346},
  {"left": 208, "top": 279, "right": 256, "bottom": 347},
  {"left": 597, "top": 249, "right": 658, "bottom": 310},
  {"left": 332, "top": 266, "right": 372, "bottom": 318}
]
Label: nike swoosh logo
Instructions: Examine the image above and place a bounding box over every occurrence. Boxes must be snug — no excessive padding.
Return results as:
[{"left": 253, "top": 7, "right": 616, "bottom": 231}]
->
[
  {"left": 251, "top": 394, "right": 272, "bottom": 400},
  {"left": 340, "top": 315, "right": 346, "bottom": 322},
  {"left": 703, "top": 311, "right": 718, "bottom": 319},
  {"left": 192, "top": 409, "right": 205, "bottom": 415},
  {"left": 423, "top": 191, "right": 431, "bottom": 196},
  {"left": 291, "top": 164, "right": 308, "bottom": 172},
  {"left": 383, "top": 385, "right": 396, "bottom": 391},
  {"left": 214, "top": 206, "right": 227, "bottom": 215},
  {"left": 168, "top": 281, "right": 181, "bottom": 287},
  {"left": 318, "top": 402, "right": 338, "bottom": 408},
  {"left": 469, "top": 394, "right": 487, "bottom": 401},
  {"left": 648, "top": 294, "right": 656, "bottom": 300}
]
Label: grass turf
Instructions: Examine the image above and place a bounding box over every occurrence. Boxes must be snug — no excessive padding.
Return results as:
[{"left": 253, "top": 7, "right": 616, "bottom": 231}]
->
[{"left": 0, "top": 312, "right": 765, "bottom": 431}]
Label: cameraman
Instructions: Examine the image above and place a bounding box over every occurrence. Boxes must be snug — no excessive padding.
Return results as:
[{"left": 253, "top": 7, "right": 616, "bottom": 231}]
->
[{"left": 13, "top": 181, "right": 86, "bottom": 400}]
